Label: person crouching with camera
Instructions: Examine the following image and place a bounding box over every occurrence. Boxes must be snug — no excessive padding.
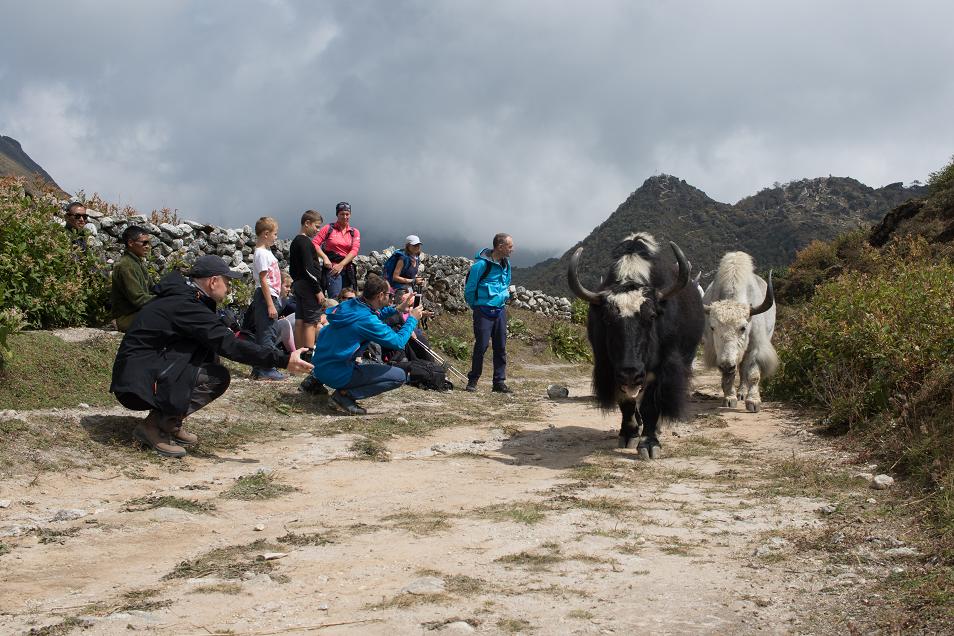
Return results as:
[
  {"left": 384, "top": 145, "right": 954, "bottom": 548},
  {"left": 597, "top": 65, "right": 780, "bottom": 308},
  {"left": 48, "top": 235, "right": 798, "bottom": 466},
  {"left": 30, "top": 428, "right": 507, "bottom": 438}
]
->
[{"left": 310, "top": 274, "right": 424, "bottom": 415}]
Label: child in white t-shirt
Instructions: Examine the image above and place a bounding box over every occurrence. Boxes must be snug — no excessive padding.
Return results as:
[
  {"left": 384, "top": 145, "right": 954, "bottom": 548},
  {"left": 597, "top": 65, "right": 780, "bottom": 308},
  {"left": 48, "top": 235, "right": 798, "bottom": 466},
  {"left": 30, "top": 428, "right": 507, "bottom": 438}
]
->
[{"left": 251, "top": 216, "right": 286, "bottom": 381}]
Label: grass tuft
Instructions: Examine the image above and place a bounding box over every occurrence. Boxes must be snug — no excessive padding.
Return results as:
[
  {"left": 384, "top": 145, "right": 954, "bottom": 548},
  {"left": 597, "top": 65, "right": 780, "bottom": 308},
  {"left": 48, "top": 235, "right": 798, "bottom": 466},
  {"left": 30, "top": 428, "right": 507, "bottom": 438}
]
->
[
  {"left": 122, "top": 495, "right": 216, "bottom": 514},
  {"left": 221, "top": 472, "right": 297, "bottom": 501}
]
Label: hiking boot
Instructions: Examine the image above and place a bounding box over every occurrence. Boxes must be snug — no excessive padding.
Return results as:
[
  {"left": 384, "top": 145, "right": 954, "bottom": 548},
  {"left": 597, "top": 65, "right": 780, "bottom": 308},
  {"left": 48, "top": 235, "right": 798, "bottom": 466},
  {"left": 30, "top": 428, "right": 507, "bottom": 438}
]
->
[
  {"left": 330, "top": 391, "right": 367, "bottom": 416},
  {"left": 492, "top": 382, "right": 513, "bottom": 394},
  {"left": 253, "top": 368, "right": 288, "bottom": 381},
  {"left": 133, "top": 420, "right": 187, "bottom": 458},
  {"left": 301, "top": 348, "right": 315, "bottom": 364},
  {"left": 172, "top": 426, "right": 198, "bottom": 447},
  {"left": 465, "top": 382, "right": 478, "bottom": 393},
  {"left": 298, "top": 374, "right": 329, "bottom": 396}
]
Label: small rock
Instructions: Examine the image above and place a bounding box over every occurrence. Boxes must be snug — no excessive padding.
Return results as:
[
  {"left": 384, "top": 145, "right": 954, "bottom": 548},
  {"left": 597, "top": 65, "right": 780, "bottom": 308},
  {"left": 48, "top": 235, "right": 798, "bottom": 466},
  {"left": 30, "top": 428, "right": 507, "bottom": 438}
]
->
[
  {"left": 78, "top": 402, "right": 90, "bottom": 409},
  {"left": 261, "top": 552, "right": 287, "bottom": 561},
  {"left": 866, "top": 498, "right": 877, "bottom": 504},
  {"left": 254, "top": 523, "right": 265, "bottom": 532},
  {"left": 871, "top": 474, "right": 894, "bottom": 490},
  {"left": 51, "top": 509, "right": 87, "bottom": 522},
  {"left": 317, "top": 603, "right": 329, "bottom": 611},
  {"left": 754, "top": 597, "right": 773, "bottom": 607},
  {"left": 396, "top": 417, "right": 409, "bottom": 425},
  {"left": 884, "top": 547, "right": 919, "bottom": 559},
  {"left": 254, "top": 466, "right": 273, "bottom": 475},
  {"left": 400, "top": 576, "right": 445, "bottom": 595},
  {"left": 0, "top": 500, "right": 11, "bottom": 509},
  {"left": 546, "top": 384, "right": 569, "bottom": 399},
  {"left": 441, "top": 621, "right": 476, "bottom": 633},
  {"left": 817, "top": 504, "right": 837, "bottom": 515}
]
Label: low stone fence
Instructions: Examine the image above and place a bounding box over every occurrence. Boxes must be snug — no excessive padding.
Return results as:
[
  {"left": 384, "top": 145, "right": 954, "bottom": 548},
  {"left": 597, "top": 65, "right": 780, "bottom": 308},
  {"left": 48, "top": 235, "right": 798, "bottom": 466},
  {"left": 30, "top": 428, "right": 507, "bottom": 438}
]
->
[{"left": 75, "top": 210, "right": 572, "bottom": 319}]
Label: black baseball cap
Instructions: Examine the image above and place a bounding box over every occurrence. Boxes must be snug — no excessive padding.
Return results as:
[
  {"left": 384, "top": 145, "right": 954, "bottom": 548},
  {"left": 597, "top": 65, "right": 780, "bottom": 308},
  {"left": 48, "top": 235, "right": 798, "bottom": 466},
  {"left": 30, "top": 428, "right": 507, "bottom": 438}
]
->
[
  {"left": 335, "top": 201, "right": 351, "bottom": 213},
  {"left": 186, "top": 255, "right": 243, "bottom": 279}
]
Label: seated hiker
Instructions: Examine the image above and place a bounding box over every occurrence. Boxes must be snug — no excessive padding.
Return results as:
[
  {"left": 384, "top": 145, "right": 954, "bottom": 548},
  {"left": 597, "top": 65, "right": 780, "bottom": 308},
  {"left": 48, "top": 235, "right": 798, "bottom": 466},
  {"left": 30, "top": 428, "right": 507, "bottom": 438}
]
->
[
  {"left": 310, "top": 274, "right": 423, "bottom": 415},
  {"left": 384, "top": 235, "right": 424, "bottom": 299},
  {"left": 274, "top": 272, "right": 297, "bottom": 353},
  {"left": 110, "top": 255, "right": 313, "bottom": 458},
  {"left": 111, "top": 225, "right": 156, "bottom": 331}
]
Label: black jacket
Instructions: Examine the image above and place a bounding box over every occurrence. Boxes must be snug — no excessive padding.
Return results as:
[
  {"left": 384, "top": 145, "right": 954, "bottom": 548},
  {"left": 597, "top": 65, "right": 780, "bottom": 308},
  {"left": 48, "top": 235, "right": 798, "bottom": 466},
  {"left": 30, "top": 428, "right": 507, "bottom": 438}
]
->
[{"left": 110, "top": 271, "right": 290, "bottom": 415}]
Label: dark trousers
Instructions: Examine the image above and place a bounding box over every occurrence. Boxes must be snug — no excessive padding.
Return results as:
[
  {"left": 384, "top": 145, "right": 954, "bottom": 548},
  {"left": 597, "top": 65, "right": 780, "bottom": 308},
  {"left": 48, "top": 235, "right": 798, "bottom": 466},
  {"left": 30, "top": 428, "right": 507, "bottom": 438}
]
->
[
  {"left": 468, "top": 307, "right": 507, "bottom": 385},
  {"left": 116, "top": 363, "right": 231, "bottom": 433},
  {"left": 252, "top": 287, "right": 282, "bottom": 373},
  {"left": 341, "top": 363, "right": 407, "bottom": 400}
]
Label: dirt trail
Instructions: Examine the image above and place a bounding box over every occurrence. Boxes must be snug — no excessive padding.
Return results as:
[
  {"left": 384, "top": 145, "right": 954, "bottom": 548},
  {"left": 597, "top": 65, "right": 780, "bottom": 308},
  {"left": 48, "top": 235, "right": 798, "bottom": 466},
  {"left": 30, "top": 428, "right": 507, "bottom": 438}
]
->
[{"left": 0, "top": 366, "right": 908, "bottom": 634}]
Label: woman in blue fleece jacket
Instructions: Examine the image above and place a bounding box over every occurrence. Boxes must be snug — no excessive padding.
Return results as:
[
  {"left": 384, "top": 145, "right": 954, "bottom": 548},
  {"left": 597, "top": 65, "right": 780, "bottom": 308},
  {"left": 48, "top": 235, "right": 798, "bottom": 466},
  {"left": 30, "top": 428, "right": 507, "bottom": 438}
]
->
[{"left": 311, "top": 274, "right": 424, "bottom": 415}]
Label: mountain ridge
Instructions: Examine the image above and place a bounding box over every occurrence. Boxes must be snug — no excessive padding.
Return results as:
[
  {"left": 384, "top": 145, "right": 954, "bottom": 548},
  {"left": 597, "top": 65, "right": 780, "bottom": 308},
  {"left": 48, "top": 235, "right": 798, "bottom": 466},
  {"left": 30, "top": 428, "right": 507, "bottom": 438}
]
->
[
  {"left": 513, "top": 174, "right": 927, "bottom": 295},
  {"left": 0, "top": 136, "right": 64, "bottom": 195}
]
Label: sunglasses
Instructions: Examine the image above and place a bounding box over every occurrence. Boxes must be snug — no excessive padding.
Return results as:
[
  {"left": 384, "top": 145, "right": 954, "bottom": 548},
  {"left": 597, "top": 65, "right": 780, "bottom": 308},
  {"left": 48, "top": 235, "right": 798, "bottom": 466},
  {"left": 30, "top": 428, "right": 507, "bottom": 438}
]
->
[
  {"left": 68, "top": 213, "right": 89, "bottom": 221},
  {"left": 336, "top": 203, "right": 351, "bottom": 212}
]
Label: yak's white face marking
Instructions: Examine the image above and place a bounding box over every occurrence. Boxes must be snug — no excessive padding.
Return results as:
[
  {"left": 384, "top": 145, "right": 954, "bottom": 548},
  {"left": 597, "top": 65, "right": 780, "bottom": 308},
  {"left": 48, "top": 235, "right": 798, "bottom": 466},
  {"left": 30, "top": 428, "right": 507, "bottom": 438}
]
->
[
  {"left": 608, "top": 288, "right": 652, "bottom": 318},
  {"left": 705, "top": 300, "right": 751, "bottom": 368},
  {"left": 624, "top": 232, "right": 659, "bottom": 253},
  {"left": 615, "top": 233, "right": 658, "bottom": 284}
]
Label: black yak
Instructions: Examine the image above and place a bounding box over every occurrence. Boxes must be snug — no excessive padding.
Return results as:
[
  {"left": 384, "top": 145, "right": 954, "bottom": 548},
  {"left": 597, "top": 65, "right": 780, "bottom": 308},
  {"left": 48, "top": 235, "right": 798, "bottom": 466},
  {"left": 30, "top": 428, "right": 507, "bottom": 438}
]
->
[{"left": 568, "top": 232, "right": 704, "bottom": 459}]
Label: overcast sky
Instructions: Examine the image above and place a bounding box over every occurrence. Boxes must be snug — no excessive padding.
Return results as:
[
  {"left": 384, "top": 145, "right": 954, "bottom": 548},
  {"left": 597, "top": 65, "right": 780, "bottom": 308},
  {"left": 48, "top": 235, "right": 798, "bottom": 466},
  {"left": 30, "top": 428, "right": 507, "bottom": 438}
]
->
[{"left": 2, "top": 0, "right": 952, "bottom": 264}]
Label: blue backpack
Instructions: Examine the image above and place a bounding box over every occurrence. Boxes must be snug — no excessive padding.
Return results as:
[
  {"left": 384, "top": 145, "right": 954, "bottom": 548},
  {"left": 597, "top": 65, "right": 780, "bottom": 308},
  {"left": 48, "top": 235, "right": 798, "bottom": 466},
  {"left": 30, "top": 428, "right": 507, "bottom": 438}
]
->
[{"left": 383, "top": 250, "right": 411, "bottom": 284}]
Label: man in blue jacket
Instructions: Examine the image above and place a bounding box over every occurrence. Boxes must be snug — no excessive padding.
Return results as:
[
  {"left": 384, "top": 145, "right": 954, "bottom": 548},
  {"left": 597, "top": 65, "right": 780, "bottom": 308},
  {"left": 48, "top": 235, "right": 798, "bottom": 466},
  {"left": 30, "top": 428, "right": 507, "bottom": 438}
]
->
[
  {"left": 463, "top": 233, "right": 514, "bottom": 393},
  {"left": 311, "top": 274, "right": 424, "bottom": 415}
]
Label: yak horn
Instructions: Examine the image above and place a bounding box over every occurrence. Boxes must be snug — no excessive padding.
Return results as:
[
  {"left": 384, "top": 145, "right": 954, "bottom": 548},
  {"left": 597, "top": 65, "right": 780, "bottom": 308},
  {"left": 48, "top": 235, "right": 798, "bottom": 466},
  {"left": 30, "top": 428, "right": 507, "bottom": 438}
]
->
[
  {"left": 657, "top": 242, "right": 690, "bottom": 301},
  {"left": 749, "top": 270, "right": 775, "bottom": 317},
  {"left": 567, "top": 247, "right": 604, "bottom": 305}
]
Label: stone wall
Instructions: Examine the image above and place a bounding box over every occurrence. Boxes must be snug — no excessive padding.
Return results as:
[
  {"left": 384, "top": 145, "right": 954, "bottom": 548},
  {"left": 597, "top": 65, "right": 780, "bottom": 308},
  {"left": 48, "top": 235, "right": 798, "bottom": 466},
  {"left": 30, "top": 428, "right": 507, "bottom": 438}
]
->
[{"left": 76, "top": 208, "right": 573, "bottom": 319}]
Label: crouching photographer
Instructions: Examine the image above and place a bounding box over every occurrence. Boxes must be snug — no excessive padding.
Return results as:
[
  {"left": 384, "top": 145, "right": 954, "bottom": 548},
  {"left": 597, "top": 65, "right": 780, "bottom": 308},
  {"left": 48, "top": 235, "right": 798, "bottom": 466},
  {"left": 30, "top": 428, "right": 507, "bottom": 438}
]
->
[{"left": 310, "top": 274, "right": 424, "bottom": 415}]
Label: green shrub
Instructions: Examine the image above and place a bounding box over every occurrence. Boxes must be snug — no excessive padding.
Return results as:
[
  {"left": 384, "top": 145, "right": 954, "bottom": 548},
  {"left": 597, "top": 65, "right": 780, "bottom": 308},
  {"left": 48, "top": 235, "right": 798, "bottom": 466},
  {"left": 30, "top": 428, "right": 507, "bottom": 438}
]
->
[
  {"left": 0, "top": 307, "right": 27, "bottom": 369},
  {"left": 773, "top": 229, "right": 879, "bottom": 304},
  {"left": 926, "top": 154, "right": 954, "bottom": 212},
  {"left": 431, "top": 334, "right": 470, "bottom": 361},
  {"left": 767, "top": 243, "right": 954, "bottom": 548},
  {"left": 507, "top": 316, "right": 531, "bottom": 341},
  {"left": 547, "top": 322, "right": 591, "bottom": 362},
  {"left": 570, "top": 298, "right": 589, "bottom": 325},
  {"left": 0, "top": 178, "right": 111, "bottom": 330}
]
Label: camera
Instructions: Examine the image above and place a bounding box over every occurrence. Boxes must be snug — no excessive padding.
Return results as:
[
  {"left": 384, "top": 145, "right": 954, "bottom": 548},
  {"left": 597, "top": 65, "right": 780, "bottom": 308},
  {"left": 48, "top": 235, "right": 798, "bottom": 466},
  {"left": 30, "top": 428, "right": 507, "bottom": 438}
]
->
[{"left": 413, "top": 293, "right": 422, "bottom": 308}]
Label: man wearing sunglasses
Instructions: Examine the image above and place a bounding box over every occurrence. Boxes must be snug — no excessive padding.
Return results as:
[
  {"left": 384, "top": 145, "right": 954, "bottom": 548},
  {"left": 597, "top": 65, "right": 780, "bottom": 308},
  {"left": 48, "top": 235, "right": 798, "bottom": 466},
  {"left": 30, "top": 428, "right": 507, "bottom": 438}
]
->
[
  {"left": 111, "top": 255, "right": 313, "bottom": 457},
  {"left": 111, "top": 225, "right": 156, "bottom": 331},
  {"left": 64, "top": 201, "right": 90, "bottom": 251}
]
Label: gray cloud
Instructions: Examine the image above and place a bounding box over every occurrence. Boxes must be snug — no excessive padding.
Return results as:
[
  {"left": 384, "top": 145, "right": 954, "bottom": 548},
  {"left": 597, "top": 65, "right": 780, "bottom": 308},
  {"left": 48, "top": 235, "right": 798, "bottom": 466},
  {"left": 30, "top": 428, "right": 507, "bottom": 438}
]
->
[{"left": 2, "top": 0, "right": 952, "bottom": 263}]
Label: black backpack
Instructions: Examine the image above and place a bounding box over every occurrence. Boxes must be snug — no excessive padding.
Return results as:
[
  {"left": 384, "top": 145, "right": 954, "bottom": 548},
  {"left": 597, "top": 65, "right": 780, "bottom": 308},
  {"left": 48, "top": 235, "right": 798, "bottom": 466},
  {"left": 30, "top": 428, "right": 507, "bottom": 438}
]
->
[{"left": 397, "top": 359, "right": 453, "bottom": 391}]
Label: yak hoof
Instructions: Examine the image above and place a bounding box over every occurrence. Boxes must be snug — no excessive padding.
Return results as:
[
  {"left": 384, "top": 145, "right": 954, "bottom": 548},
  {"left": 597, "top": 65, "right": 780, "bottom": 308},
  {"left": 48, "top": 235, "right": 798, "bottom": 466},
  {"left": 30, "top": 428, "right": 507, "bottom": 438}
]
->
[
  {"left": 745, "top": 400, "right": 760, "bottom": 413},
  {"left": 637, "top": 439, "right": 662, "bottom": 460},
  {"left": 618, "top": 435, "right": 638, "bottom": 449},
  {"left": 723, "top": 397, "right": 737, "bottom": 408}
]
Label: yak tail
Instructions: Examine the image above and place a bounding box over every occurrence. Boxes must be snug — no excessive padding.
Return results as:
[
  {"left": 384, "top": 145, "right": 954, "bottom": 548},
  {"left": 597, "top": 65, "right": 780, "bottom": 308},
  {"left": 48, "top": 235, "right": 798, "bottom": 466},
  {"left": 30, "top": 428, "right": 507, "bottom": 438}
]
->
[{"left": 757, "top": 342, "right": 780, "bottom": 379}]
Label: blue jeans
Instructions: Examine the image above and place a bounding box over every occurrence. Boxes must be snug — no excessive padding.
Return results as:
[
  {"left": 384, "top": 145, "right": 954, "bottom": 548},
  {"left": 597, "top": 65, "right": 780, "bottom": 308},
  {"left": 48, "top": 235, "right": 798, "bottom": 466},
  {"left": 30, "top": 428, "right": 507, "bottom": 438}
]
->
[
  {"left": 340, "top": 363, "right": 407, "bottom": 400},
  {"left": 468, "top": 306, "right": 507, "bottom": 385},
  {"left": 252, "top": 288, "right": 282, "bottom": 373},
  {"left": 325, "top": 271, "right": 343, "bottom": 300}
]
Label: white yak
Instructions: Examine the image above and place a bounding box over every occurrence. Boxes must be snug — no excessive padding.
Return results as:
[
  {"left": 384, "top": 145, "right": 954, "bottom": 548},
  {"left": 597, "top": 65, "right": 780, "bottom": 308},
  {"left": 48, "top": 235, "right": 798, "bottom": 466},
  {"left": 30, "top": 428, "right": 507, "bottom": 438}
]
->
[{"left": 702, "top": 252, "right": 778, "bottom": 412}]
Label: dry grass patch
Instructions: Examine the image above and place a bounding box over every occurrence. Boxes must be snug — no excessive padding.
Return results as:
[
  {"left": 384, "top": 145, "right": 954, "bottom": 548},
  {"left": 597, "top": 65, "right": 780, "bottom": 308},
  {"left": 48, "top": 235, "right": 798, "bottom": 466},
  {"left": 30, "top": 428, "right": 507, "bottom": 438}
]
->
[
  {"left": 350, "top": 437, "right": 391, "bottom": 461},
  {"left": 162, "top": 540, "right": 286, "bottom": 581},
  {"left": 497, "top": 617, "right": 535, "bottom": 633},
  {"left": 474, "top": 501, "right": 549, "bottom": 525},
  {"left": 221, "top": 472, "right": 297, "bottom": 501},
  {"left": 381, "top": 509, "right": 453, "bottom": 535},
  {"left": 122, "top": 495, "right": 216, "bottom": 514},
  {"left": 276, "top": 531, "right": 335, "bottom": 546},
  {"left": 191, "top": 583, "right": 243, "bottom": 595}
]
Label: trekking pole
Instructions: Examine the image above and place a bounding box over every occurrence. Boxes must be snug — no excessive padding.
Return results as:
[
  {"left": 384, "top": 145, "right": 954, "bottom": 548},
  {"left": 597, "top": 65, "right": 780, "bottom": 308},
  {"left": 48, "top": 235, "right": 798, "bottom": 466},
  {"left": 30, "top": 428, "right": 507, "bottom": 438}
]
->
[{"left": 414, "top": 340, "right": 470, "bottom": 384}]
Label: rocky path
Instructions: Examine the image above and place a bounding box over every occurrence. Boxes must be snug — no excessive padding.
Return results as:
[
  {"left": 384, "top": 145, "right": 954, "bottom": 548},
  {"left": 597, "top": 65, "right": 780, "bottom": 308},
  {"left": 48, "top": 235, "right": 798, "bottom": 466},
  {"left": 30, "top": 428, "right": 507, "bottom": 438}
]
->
[{"left": 0, "top": 367, "right": 917, "bottom": 635}]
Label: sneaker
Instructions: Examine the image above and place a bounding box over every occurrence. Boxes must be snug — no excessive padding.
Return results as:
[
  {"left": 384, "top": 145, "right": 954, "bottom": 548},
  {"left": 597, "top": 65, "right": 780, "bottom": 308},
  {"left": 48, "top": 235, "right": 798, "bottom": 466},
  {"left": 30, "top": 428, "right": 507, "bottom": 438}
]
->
[
  {"left": 133, "top": 421, "right": 187, "bottom": 458},
  {"left": 492, "top": 382, "right": 513, "bottom": 394},
  {"left": 330, "top": 391, "right": 367, "bottom": 416},
  {"left": 298, "top": 374, "right": 328, "bottom": 396},
  {"left": 172, "top": 426, "right": 198, "bottom": 447},
  {"left": 465, "top": 382, "right": 478, "bottom": 393},
  {"left": 253, "top": 368, "right": 288, "bottom": 381}
]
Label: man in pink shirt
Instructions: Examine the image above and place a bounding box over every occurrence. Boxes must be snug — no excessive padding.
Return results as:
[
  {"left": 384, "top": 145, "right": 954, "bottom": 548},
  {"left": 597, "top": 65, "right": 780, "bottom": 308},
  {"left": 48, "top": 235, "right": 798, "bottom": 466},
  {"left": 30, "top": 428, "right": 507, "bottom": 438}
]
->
[{"left": 313, "top": 201, "right": 361, "bottom": 299}]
